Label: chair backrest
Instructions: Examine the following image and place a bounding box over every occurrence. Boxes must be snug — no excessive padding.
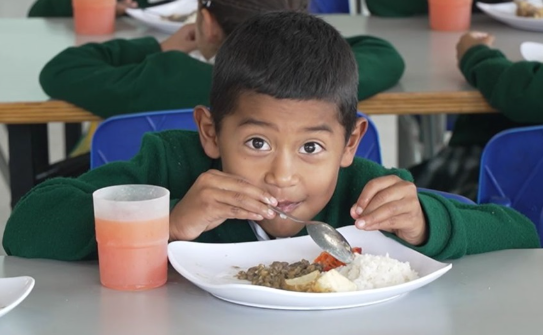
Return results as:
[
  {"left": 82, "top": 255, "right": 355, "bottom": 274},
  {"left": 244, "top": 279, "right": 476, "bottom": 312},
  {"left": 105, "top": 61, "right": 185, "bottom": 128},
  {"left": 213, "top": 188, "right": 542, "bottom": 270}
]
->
[
  {"left": 91, "top": 109, "right": 382, "bottom": 169},
  {"left": 478, "top": 125, "right": 543, "bottom": 245}
]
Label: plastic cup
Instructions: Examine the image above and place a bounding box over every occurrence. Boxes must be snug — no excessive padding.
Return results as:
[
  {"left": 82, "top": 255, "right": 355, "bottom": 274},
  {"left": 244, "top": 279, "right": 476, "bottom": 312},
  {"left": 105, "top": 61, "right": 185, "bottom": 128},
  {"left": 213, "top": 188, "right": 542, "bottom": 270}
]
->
[
  {"left": 428, "top": 0, "right": 473, "bottom": 31},
  {"left": 93, "top": 185, "right": 170, "bottom": 291},
  {"left": 72, "top": 0, "right": 116, "bottom": 35}
]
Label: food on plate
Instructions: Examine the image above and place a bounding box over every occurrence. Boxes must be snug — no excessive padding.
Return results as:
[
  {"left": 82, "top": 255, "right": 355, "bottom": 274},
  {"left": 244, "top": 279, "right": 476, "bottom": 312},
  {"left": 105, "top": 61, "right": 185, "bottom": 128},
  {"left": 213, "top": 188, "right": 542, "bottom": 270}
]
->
[
  {"left": 314, "top": 246, "right": 362, "bottom": 271},
  {"left": 236, "top": 259, "right": 323, "bottom": 290},
  {"left": 161, "top": 11, "right": 197, "bottom": 23},
  {"left": 515, "top": 0, "right": 543, "bottom": 18},
  {"left": 236, "top": 248, "right": 419, "bottom": 293}
]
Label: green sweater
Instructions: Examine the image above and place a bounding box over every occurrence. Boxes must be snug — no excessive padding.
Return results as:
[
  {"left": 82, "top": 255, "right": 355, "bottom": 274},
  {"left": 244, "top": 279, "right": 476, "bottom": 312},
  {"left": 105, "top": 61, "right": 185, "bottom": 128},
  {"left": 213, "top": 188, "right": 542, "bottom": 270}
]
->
[
  {"left": 365, "top": 0, "right": 508, "bottom": 17},
  {"left": 39, "top": 36, "right": 405, "bottom": 118},
  {"left": 3, "top": 131, "right": 539, "bottom": 261},
  {"left": 450, "top": 45, "right": 543, "bottom": 147},
  {"left": 28, "top": 0, "right": 171, "bottom": 17}
]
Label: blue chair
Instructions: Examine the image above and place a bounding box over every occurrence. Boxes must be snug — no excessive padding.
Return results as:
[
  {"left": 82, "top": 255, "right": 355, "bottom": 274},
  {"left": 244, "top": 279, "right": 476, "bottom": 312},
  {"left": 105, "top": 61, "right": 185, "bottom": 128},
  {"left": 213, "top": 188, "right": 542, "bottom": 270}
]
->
[
  {"left": 309, "top": 0, "right": 350, "bottom": 14},
  {"left": 91, "top": 109, "right": 381, "bottom": 168},
  {"left": 478, "top": 125, "right": 543, "bottom": 244}
]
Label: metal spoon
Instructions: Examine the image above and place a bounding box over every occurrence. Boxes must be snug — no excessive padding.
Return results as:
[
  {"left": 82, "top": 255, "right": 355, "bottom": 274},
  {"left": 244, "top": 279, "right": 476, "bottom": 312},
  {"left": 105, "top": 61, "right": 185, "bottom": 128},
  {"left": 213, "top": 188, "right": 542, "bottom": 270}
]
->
[{"left": 268, "top": 205, "right": 355, "bottom": 264}]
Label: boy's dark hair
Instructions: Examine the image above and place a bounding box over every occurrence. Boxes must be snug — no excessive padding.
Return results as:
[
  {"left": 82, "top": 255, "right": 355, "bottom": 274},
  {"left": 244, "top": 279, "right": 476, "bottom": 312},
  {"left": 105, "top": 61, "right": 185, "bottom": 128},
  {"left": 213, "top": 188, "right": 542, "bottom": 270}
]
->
[
  {"left": 210, "top": 11, "right": 359, "bottom": 141},
  {"left": 201, "top": 0, "right": 309, "bottom": 36}
]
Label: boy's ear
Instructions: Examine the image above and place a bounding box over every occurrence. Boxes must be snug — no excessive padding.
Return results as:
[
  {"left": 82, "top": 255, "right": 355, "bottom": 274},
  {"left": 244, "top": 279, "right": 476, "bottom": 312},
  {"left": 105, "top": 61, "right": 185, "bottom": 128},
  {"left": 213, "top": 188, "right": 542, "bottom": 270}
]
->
[
  {"left": 340, "top": 117, "right": 368, "bottom": 167},
  {"left": 194, "top": 105, "right": 220, "bottom": 159},
  {"left": 201, "top": 8, "right": 225, "bottom": 45}
]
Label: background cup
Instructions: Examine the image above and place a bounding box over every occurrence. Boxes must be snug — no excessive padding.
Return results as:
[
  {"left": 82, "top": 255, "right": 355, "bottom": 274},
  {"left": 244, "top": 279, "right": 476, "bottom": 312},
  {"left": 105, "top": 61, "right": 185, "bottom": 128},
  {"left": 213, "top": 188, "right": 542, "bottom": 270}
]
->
[
  {"left": 72, "top": 0, "right": 116, "bottom": 35},
  {"left": 93, "top": 184, "right": 170, "bottom": 291},
  {"left": 428, "top": 0, "right": 473, "bottom": 31}
]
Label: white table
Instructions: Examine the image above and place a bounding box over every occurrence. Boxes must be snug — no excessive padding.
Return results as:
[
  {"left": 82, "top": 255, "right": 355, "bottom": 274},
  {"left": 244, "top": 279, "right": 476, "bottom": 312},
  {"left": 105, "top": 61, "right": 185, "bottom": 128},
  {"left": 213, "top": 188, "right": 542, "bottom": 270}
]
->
[{"left": 0, "top": 249, "right": 541, "bottom": 334}]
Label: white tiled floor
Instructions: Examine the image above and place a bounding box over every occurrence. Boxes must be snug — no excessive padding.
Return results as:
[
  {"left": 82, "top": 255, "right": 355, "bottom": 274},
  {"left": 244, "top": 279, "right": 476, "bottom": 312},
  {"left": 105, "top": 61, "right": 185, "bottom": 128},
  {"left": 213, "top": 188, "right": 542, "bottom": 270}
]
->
[{"left": 0, "top": 1, "right": 400, "bottom": 256}]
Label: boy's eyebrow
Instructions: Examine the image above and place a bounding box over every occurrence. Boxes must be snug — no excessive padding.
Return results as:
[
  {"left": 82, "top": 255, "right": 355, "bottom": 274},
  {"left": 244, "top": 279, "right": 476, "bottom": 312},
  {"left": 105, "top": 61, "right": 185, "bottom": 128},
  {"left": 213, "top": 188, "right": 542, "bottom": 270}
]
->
[{"left": 238, "top": 118, "right": 334, "bottom": 133}]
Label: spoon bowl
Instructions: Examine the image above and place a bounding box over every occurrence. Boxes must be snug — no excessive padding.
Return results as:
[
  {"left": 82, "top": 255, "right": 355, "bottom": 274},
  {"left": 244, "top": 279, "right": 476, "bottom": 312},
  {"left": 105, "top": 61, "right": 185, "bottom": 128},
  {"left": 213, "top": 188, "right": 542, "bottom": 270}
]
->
[{"left": 268, "top": 206, "right": 355, "bottom": 263}]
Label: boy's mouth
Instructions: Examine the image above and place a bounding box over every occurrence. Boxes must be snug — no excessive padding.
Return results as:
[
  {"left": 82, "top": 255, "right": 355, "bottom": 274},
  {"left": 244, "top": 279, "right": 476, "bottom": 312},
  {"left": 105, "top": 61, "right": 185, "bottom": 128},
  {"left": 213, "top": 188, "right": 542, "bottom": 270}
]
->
[{"left": 276, "top": 201, "right": 300, "bottom": 213}]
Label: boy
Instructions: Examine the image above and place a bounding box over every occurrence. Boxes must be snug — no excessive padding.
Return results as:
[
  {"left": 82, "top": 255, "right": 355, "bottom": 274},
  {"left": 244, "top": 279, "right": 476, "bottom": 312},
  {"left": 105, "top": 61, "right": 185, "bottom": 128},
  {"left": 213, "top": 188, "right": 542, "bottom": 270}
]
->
[{"left": 3, "top": 12, "right": 539, "bottom": 261}]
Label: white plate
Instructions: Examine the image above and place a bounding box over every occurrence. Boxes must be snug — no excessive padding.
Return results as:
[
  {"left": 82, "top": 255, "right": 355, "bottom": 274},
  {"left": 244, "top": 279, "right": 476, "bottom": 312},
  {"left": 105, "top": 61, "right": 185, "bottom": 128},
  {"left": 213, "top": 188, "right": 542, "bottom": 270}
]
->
[
  {"left": 126, "top": 0, "right": 198, "bottom": 34},
  {"left": 477, "top": 1, "right": 543, "bottom": 32},
  {"left": 168, "top": 226, "right": 452, "bottom": 310},
  {"left": 0, "top": 276, "right": 35, "bottom": 318},
  {"left": 521, "top": 41, "right": 543, "bottom": 61}
]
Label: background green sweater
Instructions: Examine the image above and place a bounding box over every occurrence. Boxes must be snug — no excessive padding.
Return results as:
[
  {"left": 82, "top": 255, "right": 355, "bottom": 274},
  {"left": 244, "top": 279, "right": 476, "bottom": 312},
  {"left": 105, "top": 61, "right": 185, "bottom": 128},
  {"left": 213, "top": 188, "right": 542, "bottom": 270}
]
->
[
  {"left": 39, "top": 36, "right": 405, "bottom": 118},
  {"left": 450, "top": 45, "right": 543, "bottom": 147},
  {"left": 3, "top": 131, "right": 539, "bottom": 261},
  {"left": 28, "top": 0, "right": 171, "bottom": 17},
  {"left": 366, "top": 0, "right": 508, "bottom": 17}
]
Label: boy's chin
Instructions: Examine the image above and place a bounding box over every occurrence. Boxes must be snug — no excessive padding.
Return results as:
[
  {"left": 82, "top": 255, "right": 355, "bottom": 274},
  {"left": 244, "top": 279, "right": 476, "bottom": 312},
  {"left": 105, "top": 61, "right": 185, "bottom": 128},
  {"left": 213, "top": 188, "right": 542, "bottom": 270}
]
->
[{"left": 258, "top": 220, "right": 304, "bottom": 239}]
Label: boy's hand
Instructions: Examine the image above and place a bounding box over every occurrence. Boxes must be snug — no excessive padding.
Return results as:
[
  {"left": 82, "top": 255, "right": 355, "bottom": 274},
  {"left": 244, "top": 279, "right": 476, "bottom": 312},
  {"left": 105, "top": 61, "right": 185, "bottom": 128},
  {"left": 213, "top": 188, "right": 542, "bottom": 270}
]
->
[
  {"left": 116, "top": 0, "right": 138, "bottom": 16},
  {"left": 350, "top": 175, "right": 427, "bottom": 246},
  {"left": 160, "top": 24, "right": 197, "bottom": 53},
  {"left": 456, "top": 31, "right": 495, "bottom": 64},
  {"left": 169, "top": 170, "right": 277, "bottom": 241}
]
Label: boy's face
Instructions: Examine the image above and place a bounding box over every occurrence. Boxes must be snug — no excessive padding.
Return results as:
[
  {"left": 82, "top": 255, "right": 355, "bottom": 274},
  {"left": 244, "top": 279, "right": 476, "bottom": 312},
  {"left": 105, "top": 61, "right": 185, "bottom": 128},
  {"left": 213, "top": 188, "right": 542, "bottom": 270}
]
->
[{"left": 197, "top": 93, "right": 365, "bottom": 238}]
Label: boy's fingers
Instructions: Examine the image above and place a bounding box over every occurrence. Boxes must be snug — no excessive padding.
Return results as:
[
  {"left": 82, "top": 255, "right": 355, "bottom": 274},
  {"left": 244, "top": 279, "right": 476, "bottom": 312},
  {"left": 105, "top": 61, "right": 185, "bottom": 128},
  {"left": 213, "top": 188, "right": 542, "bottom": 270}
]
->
[
  {"left": 355, "top": 200, "right": 408, "bottom": 229},
  {"left": 360, "top": 213, "right": 414, "bottom": 234},
  {"left": 354, "top": 175, "right": 402, "bottom": 212},
  {"left": 206, "top": 170, "right": 277, "bottom": 206}
]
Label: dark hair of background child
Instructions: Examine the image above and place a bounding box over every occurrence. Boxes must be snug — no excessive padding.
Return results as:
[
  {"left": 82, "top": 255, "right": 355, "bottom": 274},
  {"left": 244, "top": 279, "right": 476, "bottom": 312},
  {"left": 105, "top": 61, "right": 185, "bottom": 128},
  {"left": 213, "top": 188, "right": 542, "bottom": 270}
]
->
[{"left": 202, "top": 0, "right": 309, "bottom": 36}]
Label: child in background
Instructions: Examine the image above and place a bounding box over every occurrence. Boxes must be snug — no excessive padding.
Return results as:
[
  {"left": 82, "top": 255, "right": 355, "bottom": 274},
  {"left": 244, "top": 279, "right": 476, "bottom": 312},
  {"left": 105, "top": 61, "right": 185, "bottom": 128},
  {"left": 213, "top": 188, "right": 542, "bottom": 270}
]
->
[
  {"left": 409, "top": 31, "right": 543, "bottom": 199},
  {"left": 3, "top": 12, "right": 539, "bottom": 261},
  {"left": 38, "top": 0, "right": 404, "bottom": 158}
]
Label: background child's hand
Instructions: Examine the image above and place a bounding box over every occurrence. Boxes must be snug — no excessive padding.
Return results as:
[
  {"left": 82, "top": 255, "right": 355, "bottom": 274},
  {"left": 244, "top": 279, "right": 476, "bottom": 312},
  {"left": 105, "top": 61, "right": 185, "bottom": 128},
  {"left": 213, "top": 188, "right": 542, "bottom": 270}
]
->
[
  {"left": 115, "top": 0, "right": 138, "bottom": 16},
  {"left": 350, "top": 175, "right": 427, "bottom": 246},
  {"left": 169, "top": 169, "right": 277, "bottom": 241},
  {"left": 456, "top": 31, "right": 495, "bottom": 64},
  {"left": 160, "top": 24, "right": 197, "bottom": 53}
]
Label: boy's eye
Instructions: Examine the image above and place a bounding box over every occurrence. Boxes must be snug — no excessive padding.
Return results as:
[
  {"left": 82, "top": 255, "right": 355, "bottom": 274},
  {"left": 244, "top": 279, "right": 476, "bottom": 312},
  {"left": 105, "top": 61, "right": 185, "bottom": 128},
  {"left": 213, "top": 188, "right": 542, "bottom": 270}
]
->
[
  {"left": 300, "top": 142, "right": 323, "bottom": 154},
  {"left": 246, "top": 138, "right": 271, "bottom": 151}
]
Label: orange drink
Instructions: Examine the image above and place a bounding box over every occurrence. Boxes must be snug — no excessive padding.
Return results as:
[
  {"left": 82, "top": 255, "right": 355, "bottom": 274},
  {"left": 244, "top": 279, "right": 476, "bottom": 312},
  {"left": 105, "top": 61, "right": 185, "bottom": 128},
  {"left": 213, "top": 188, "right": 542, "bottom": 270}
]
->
[
  {"left": 72, "top": 0, "right": 116, "bottom": 35},
  {"left": 428, "top": 0, "right": 473, "bottom": 31},
  {"left": 93, "top": 185, "right": 170, "bottom": 291}
]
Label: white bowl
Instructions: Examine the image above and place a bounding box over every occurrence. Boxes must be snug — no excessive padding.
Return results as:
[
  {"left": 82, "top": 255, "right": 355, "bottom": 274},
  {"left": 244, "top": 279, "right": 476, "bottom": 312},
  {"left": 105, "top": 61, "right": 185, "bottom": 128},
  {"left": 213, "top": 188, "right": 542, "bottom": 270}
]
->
[
  {"left": 520, "top": 41, "right": 543, "bottom": 61},
  {"left": 477, "top": 1, "right": 543, "bottom": 32},
  {"left": 0, "top": 276, "right": 35, "bottom": 318},
  {"left": 168, "top": 226, "right": 452, "bottom": 310}
]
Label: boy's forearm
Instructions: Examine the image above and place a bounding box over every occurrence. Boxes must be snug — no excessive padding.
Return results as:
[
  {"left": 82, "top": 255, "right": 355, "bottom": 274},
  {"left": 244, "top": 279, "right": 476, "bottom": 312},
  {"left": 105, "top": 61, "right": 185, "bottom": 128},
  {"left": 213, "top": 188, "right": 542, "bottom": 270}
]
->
[
  {"left": 405, "top": 193, "right": 540, "bottom": 260},
  {"left": 3, "top": 134, "right": 173, "bottom": 260},
  {"left": 346, "top": 36, "right": 405, "bottom": 100}
]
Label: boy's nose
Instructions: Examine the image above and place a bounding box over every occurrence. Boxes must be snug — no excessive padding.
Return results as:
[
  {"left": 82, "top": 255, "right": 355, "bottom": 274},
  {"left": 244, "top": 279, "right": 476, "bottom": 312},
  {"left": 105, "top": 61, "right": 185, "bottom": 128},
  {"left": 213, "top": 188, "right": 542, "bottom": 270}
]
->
[{"left": 264, "top": 152, "right": 299, "bottom": 188}]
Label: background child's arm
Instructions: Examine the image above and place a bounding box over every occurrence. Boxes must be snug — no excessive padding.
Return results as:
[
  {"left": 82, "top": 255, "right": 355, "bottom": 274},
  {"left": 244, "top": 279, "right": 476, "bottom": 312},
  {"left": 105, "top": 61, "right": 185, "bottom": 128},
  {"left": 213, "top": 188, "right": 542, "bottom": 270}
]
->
[
  {"left": 459, "top": 44, "right": 543, "bottom": 124},
  {"left": 39, "top": 37, "right": 212, "bottom": 118},
  {"left": 347, "top": 36, "right": 405, "bottom": 100},
  {"left": 365, "top": 0, "right": 428, "bottom": 17},
  {"left": 28, "top": 0, "right": 165, "bottom": 17},
  {"left": 2, "top": 131, "right": 206, "bottom": 261}
]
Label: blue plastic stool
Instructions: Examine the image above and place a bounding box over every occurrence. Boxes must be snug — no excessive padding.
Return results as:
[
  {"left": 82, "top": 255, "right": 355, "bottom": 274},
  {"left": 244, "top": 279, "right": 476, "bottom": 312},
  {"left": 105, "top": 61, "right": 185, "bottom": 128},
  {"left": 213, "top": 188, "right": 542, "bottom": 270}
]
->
[
  {"left": 309, "top": 0, "right": 350, "bottom": 13},
  {"left": 478, "top": 125, "right": 543, "bottom": 245}
]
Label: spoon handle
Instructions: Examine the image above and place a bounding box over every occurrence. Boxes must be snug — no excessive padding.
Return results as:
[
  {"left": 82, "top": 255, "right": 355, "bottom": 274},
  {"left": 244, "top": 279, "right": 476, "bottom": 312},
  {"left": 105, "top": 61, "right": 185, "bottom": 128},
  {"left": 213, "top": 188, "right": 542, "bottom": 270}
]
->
[{"left": 267, "top": 205, "right": 307, "bottom": 224}]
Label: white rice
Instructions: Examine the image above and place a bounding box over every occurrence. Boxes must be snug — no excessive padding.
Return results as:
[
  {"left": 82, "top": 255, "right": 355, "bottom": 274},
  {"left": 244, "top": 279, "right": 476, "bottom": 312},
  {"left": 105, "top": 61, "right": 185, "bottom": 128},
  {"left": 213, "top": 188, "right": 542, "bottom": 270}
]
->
[{"left": 337, "top": 253, "right": 419, "bottom": 290}]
